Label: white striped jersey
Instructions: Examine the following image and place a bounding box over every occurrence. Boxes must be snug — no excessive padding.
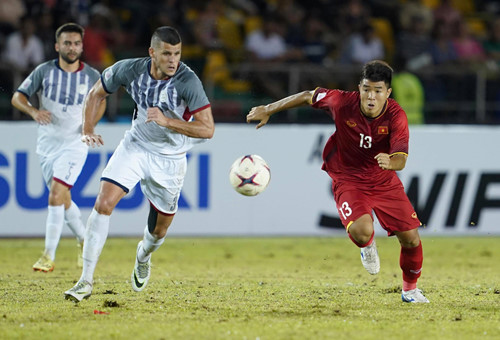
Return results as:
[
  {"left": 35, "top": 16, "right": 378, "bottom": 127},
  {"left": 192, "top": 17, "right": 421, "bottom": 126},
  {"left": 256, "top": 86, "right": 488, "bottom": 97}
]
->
[
  {"left": 101, "top": 57, "right": 211, "bottom": 156},
  {"left": 17, "top": 60, "right": 100, "bottom": 157}
]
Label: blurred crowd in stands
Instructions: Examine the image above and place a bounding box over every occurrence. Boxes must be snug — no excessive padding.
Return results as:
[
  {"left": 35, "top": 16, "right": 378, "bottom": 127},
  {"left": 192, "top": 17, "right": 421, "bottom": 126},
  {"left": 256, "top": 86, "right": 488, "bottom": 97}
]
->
[{"left": 1, "top": 0, "right": 500, "bottom": 123}]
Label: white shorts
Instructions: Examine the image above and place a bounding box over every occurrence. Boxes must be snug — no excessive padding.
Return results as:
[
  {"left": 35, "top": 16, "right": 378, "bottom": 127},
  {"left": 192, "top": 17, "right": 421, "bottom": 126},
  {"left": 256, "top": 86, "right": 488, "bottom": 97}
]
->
[
  {"left": 101, "top": 138, "right": 187, "bottom": 214},
  {"left": 39, "top": 141, "right": 88, "bottom": 188}
]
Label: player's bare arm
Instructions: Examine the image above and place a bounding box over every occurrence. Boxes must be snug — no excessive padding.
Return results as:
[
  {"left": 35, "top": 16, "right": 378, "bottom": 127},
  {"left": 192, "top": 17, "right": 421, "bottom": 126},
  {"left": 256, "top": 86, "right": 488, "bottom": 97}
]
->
[
  {"left": 146, "top": 106, "right": 214, "bottom": 139},
  {"left": 375, "top": 153, "right": 407, "bottom": 171},
  {"left": 81, "top": 79, "right": 108, "bottom": 148},
  {"left": 11, "top": 92, "right": 52, "bottom": 125},
  {"left": 247, "top": 90, "right": 314, "bottom": 129}
]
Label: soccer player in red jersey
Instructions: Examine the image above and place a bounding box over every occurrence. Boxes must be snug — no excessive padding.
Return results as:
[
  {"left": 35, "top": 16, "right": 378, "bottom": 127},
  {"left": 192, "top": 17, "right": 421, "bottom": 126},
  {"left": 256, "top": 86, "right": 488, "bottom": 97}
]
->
[{"left": 247, "top": 60, "right": 429, "bottom": 303}]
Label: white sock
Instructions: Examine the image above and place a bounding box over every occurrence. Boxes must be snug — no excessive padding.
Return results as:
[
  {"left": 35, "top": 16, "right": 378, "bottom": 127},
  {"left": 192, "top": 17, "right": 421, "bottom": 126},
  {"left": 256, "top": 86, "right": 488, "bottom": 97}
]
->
[
  {"left": 44, "top": 204, "right": 65, "bottom": 261},
  {"left": 137, "top": 226, "right": 165, "bottom": 263},
  {"left": 64, "top": 200, "right": 85, "bottom": 243},
  {"left": 80, "top": 209, "right": 110, "bottom": 283}
]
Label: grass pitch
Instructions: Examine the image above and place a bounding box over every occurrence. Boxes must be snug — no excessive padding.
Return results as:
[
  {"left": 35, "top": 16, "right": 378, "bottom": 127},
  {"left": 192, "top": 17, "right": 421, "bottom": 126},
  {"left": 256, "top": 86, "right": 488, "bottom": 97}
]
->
[{"left": 0, "top": 236, "right": 498, "bottom": 340}]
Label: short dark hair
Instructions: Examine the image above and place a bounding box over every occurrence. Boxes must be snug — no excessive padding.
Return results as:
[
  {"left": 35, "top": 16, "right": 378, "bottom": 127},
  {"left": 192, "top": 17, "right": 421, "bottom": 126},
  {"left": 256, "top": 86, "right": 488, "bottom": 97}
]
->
[
  {"left": 55, "top": 23, "right": 84, "bottom": 41},
  {"left": 360, "top": 60, "right": 393, "bottom": 88},
  {"left": 151, "top": 26, "right": 182, "bottom": 47}
]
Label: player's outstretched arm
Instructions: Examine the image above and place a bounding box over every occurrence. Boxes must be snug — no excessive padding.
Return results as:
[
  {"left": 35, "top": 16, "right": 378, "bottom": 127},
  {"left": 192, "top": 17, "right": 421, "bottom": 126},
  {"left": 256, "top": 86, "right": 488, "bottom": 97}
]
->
[
  {"left": 246, "top": 90, "right": 314, "bottom": 129},
  {"left": 82, "top": 79, "right": 108, "bottom": 148},
  {"left": 11, "top": 92, "right": 51, "bottom": 125}
]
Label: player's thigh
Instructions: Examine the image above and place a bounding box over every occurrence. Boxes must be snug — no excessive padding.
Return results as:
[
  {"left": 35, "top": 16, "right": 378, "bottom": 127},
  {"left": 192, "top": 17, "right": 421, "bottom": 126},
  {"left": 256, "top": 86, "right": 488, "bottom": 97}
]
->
[
  {"left": 94, "top": 180, "right": 128, "bottom": 214},
  {"left": 101, "top": 139, "right": 145, "bottom": 193},
  {"left": 373, "top": 187, "right": 421, "bottom": 235},
  {"left": 38, "top": 154, "right": 54, "bottom": 188},
  {"left": 141, "top": 154, "right": 187, "bottom": 215},
  {"left": 333, "top": 187, "right": 373, "bottom": 228},
  {"left": 48, "top": 180, "right": 72, "bottom": 207}
]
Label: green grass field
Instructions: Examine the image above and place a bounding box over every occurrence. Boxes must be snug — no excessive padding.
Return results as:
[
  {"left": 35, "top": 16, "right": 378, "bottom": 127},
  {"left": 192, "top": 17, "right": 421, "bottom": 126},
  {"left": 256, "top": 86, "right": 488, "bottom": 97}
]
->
[{"left": 0, "top": 236, "right": 498, "bottom": 340}]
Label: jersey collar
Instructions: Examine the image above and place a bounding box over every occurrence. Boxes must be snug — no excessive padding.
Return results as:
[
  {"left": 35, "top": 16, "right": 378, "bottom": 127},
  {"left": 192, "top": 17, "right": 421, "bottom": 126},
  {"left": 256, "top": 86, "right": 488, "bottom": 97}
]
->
[{"left": 55, "top": 59, "right": 84, "bottom": 72}]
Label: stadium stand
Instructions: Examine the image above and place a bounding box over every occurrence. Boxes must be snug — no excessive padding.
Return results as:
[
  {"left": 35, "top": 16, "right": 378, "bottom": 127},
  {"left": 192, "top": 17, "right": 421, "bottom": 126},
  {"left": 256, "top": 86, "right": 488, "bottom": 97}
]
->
[{"left": 1, "top": 0, "right": 500, "bottom": 124}]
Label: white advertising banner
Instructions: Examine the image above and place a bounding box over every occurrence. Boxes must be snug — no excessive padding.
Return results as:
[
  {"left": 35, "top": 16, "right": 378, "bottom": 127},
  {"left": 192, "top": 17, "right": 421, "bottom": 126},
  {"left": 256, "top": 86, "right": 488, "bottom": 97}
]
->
[{"left": 0, "top": 122, "right": 498, "bottom": 237}]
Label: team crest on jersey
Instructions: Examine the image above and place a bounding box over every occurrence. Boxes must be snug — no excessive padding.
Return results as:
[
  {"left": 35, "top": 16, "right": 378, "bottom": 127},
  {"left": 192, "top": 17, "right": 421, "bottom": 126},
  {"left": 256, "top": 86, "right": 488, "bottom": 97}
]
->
[
  {"left": 77, "top": 84, "right": 88, "bottom": 95},
  {"left": 378, "top": 126, "right": 389, "bottom": 134},
  {"left": 346, "top": 120, "right": 357, "bottom": 127}
]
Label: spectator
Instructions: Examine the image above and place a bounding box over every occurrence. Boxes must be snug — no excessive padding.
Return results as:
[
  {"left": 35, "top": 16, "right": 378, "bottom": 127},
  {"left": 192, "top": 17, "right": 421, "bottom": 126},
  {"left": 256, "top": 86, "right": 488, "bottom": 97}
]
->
[
  {"left": 337, "top": 0, "right": 371, "bottom": 36},
  {"left": 429, "top": 19, "right": 458, "bottom": 66},
  {"left": 2, "top": 15, "right": 44, "bottom": 85},
  {"left": 339, "top": 23, "right": 384, "bottom": 65},
  {"left": 37, "top": 10, "right": 58, "bottom": 61},
  {"left": 483, "top": 16, "right": 500, "bottom": 67},
  {"left": 482, "top": 16, "right": 500, "bottom": 122},
  {"left": 399, "top": 0, "right": 433, "bottom": 34},
  {"left": 191, "top": 0, "right": 224, "bottom": 51},
  {"left": 244, "top": 15, "right": 301, "bottom": 99},
  {"left": 424, "top": 19, "right": 459, "bottom": 123},
  {"left": 0, "top": 0, "right": 25, "bottom": 36},
  {"left": 447, "top": 19, "right": 486, "bottom": 119},
  {"left": 452, "top": 19, "right": 487, "bottom": 67},
  {"left": 433, "top": 0, "right": 461, "bottom": 32},
  {"left": 301, "top": 16, "right": 329, "bottom": 64},
  {"left": 245, "top": 16, "right": 288, "bottom": 62},
  {"left": 82, "top": 4, "right": 119, "bottom": 71},
  {"left": 395, "top": 14, "right": 432, "bottom": 71},
  {"left": 276, "top": 0, "right": 306, "bottom": 47}
]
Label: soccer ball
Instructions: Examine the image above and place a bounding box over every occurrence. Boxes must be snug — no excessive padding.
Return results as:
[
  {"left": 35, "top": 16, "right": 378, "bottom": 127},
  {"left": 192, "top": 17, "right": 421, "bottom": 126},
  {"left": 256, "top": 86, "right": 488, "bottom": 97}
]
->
[{"left": 229, "top": 154, "right": 271, "bottom": 196}]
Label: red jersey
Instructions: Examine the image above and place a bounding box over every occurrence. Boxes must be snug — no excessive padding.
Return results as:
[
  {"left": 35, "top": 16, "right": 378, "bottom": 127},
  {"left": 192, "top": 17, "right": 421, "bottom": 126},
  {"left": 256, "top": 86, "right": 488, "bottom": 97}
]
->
[{"left": 311, "top": 88, "right": 410, "bottom": 185}]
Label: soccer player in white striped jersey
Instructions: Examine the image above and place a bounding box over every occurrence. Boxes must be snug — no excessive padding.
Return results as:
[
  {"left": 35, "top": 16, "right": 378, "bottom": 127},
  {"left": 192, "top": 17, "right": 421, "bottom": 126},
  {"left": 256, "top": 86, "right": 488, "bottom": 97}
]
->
[
  {"left": 64, "top": 26, "right": 214, "bottom": 302},
  {"left": 11, "top": 23, "right": 105, "bottom": 272}
]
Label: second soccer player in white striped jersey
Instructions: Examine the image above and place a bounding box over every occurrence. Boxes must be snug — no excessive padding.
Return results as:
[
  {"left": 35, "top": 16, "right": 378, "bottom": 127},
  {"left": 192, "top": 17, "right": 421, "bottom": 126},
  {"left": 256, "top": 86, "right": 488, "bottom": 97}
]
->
[{"left": 11, "top": 23, "right": 106, "bottom": 272}]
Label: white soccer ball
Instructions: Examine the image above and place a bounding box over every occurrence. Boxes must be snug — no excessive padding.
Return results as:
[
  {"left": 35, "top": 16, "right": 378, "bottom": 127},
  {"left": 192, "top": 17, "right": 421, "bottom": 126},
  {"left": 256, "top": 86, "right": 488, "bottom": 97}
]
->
[{"left": 229, "top": 154, "right": 271, "bottom": 196}]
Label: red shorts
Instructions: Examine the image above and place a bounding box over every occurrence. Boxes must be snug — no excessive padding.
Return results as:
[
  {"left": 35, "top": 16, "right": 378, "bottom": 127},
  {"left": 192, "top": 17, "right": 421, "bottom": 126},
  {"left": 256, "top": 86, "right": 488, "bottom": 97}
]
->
[{"left": 331, "top": 176, "right": 421, "bottom": 236}]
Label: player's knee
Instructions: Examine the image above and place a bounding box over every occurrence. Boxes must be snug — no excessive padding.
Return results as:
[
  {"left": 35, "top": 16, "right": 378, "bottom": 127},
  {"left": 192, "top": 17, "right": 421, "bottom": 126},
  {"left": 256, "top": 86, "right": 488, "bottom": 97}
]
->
[
  {"left": 397, "top": 230, "right": 421, "bottom": 248},
  {"left": 399, "top": 237, "right": 420, "bottom": 248},
  {"left": 348, "top": 220, "right": 373, "bottom": 245},
  {"left": 48, "top": 190, "right": 64, "bottom": 206},
  {"left": 349, "top": 230, "right": 372, "bottom": 245},
  {"left": 94, "top": 198, "right": 115, "bottom": 215}
]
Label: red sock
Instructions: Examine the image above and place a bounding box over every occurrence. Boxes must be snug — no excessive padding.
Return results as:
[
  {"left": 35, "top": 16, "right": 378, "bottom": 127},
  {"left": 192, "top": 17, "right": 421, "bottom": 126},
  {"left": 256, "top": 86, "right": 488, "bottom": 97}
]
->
[
  {"left": 400, "top": 241, "right": 423, "bottom": 291},
  {"left": 348, "top": 231, "right": 374, "bottom": 248}
]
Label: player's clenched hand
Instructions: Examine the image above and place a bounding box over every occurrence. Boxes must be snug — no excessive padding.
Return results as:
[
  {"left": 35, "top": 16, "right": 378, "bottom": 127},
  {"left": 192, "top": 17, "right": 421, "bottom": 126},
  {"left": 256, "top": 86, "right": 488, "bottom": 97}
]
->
[
  {"left": 247, "top": 105, "right": 270, "bottom": 129},
  {"left": 81, "top": 133, "right": 104, "bottom": 148},
  {"left": 374, "top": 153, "right": 391, "bottom": 170},
  {"left": 33, "top": 110, "right": 51, "bottom": 125},
  {"left": 146, "top": 107, "right": 169, "bottom": 127}
]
